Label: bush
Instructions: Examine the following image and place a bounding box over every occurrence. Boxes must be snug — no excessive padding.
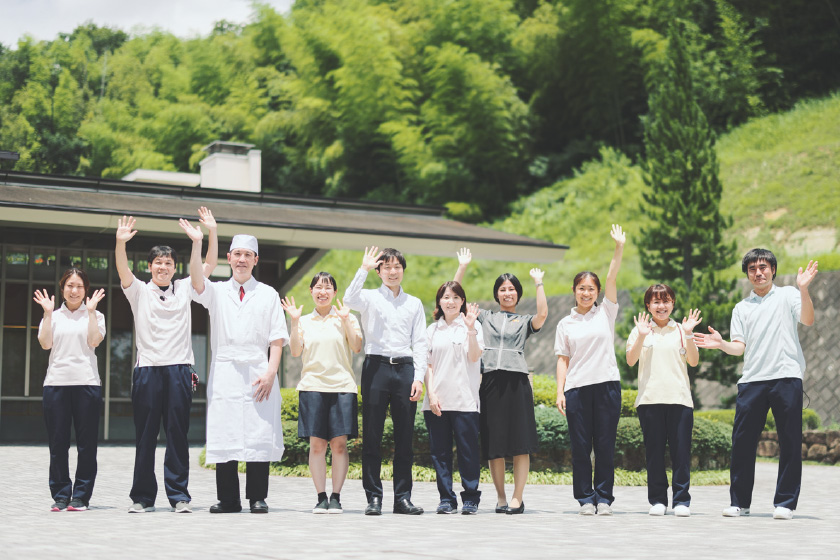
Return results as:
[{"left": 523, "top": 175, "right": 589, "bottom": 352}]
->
[
  {"left": 621, "top": 390, "right": 638, "bottom": 418},
  {"left": 615, "top": 417, "right": 646, "bottom": 469},
  {"left": 532, "top": 374, "right": 637, "bottom": 417},
  {"left": 691, "top": 417, "right": 731, "bottom": 470},
  {"left": 695, "top": 408, "right": 822, "bottom": 431}
]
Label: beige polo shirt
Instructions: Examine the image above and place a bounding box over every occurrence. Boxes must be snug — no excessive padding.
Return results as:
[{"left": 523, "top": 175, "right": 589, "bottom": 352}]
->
[
  {"left": 296, "top": 309, "right": 361, "bottom": 393},
  {"left": 123, "top": 276, "right": 194, "bottom": 367},
  {"left": 626, "top": 320, "right": 693, "bottom": 408}
]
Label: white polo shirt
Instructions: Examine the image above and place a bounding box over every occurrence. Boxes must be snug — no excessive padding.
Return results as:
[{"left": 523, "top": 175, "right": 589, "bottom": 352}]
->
[
  {"left": 731, "top": 284, "right": 805, "bottom": 383},
  {"left": 422, "top": 317, "right": 484, "bottom": 413},
  {"left": 39, "top": 303, "right": 105, "bottom": 386},
  {"left": 123, "top": 276, "right": 194, "bottom": 367},
  {"left": 554, "top": 298, "right": 620, "bottom": 391},
  {"left": 626, "top": 320, "right": 693, "bottom": 407}
]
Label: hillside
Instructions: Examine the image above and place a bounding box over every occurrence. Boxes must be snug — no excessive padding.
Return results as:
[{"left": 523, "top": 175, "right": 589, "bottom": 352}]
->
[{"left": 285, "top": 93, "right": 840, "bottom": 307}]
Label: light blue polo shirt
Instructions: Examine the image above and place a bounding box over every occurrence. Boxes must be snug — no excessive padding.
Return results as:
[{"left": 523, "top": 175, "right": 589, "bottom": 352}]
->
[{"left": 730, "top": 285, "right": 805, "bottom": 383}]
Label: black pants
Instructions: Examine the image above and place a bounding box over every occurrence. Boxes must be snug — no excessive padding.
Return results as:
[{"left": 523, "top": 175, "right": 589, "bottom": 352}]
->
[
  {"left": 215, "top": 460, "right": 269, "bottom": 504},
  {"left": 637, "top": 404, "right": 693, "bottom": 507},
  {"left": 424, "top": 411, "right": 481, "bottom": 506},
  {"left": 42, "top": 385, "right": 101, "bottom": 504},
  {"left": 730, "top": 378, "right": 802, "bottom": 510},
  {"left": 565, "top": 381, "right": 621, "bottom": 505},
  {"left": 129, "top": 365, "right": 192, "bottom": 507},
  {"left": 361, "top": 356, "right": 416, "bottom": 503}
]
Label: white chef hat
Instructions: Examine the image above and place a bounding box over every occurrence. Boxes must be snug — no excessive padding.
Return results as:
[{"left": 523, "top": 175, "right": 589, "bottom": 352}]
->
[{"left": 229, "top": 234, "right": 259, "bottom": 255}]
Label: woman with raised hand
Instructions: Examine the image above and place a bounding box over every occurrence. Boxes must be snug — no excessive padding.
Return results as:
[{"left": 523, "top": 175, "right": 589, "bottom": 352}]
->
[
  {"left": 454, "top": 250, "right": 548, "bottom": 515},
  {"left": 34, "top": 268, "right": 106, "bottom": 512},
  {"left": 554, "top": 224, "right": 625, "bottom": 516},
  {"left": 625, "top": 284, "right": 700, "bottom": 517},
  {"left": 281, "top": 272, "right": 363, "bottom": 515},
  {"left": 423, "top": 281, "right": 484, "bottom": 515}
]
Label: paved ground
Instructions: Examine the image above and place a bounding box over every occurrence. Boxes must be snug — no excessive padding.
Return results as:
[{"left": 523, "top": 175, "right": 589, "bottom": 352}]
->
[{"left": 2, "top": 444, "right": 839, "bottom": 559}]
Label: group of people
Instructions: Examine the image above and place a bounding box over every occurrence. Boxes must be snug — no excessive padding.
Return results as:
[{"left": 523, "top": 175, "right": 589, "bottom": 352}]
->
[{"left": 36, "top": 216, "right": 819, "bottom": 520}]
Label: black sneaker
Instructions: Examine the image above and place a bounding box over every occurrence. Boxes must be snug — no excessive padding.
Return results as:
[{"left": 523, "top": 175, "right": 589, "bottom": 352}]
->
[
  {"left": 328, "top": 495, "right": 343, "bottom": 515},
  {"left": 436, "top": 501, "right": 457, "bottom": 514},
  {"left": 67, "top": 499, "right": 88, "bottom": 511},
  {"left": 51, "top": 500, "right": 68, "bottom": 512},
  {"left": 312, "top": 497, "right": 329, "bottom": 514},
  {"left": 461, "top": 501, "right": 479, "bottom": 515}
]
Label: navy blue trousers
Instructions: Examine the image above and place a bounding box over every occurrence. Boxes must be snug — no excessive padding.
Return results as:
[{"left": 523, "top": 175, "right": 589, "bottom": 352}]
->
[
  {"left": 361, "top": 356, "right": 417, "bottom": 503},
  {"left": 637, "top": 404, "right": 693, "bottom": 507},
  {"left": 565, "top": 381, "right": 621, "bottom": 505},
  {"left": 730, "top": 378, "right": 802, "bottom": 510},
  {"left": 424, "top": 410, "right": 482, "bottom": 506},
  {"left": 43, "top": 385, "right": 101, "bottom": 504},
  {"left": 130, "top": 365, "right": 192, "bottom": 507}
]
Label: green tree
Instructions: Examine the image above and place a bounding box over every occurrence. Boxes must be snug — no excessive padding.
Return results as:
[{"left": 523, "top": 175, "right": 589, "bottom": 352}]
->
[{"left": 637, "top": 23, "right": 741, "bottom": 392}]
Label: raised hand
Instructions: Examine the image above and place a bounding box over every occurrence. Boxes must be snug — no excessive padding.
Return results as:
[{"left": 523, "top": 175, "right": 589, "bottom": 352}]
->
[
  {"left": 116, "top": 216, "right": 138, "bottom": 243},
  {"left": 530, "top": 268, "right": 545, "bottom": 284},
  {"left": 333, "top": 298, "right": 351, "bottom": 319},
  {"left": 634, "top": 312, "right": 653, "bottom": 336},
  {"left": 796, "top": 260, "right": 818, "bottom": 290},
  {"left": 280, "top": 296, "right": 303, "bottom": 321},
  {"left": 457, "top": 247, "right": 472, "bottom": 267},
  {"left": 462, "top": 302, "right": 479, "bottom": 329},
  {"left": 682, "top": 308, "right": 702, "bottom": 334},
  {"left": 361, "top": 246, "right": 382, "bottom": 271},
  {"left": 198, "top": 206, "right": 217, "bottom": 231},
  {"left": 610, "top": 224, "right": 626, "bottom": 246},
  {"left": 178, "top": 218, "right": 203, "bottom": 242},
  {"left": 86, "top": 288, "right": 106, "bottom": 313},
  {"left": 33, "top": 289, "right": 55, "bottom": 313},
  {"left": 694, "top": 326, "right": 723, "bottom": 349}
]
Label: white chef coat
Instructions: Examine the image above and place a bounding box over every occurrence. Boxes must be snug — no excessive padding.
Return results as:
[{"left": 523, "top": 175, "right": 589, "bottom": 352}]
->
[{"left": 193, "top": 276, "right": 289, "bottom": 463}]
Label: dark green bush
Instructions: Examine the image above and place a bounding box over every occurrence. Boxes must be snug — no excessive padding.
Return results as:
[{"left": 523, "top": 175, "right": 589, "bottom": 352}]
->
[
  {"left": 615, "top": 417, "right": 646, "bottom": 469},
  {"left": 532, "top": 374, "right": 637, "bottom": 417},
  {"left": 695, "top": 408, "right": 822, "bottom": 431},
  {"left": 691, "top": 417, "right": 731, "bottom": 469}
]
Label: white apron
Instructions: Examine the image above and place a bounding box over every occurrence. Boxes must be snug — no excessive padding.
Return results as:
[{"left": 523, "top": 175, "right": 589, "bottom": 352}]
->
[{"left": 194, "top": 276, "right": 288, "bottom": 463}]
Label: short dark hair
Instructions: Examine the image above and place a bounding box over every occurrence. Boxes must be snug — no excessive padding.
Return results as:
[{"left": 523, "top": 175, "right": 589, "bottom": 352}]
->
[
  {"left": 376, "top": 248, "right": 406, "bottom": 271},
  {"left": 742, "top": 248, "right": 777, "bottom": 279},
  {"left": 434, "top": 281, "right": 468, "bottom": 320},
  {"left": 643, "top": 284, "right": 676, "bottom": 309},
  {"left": 493, "top": 273, "right": 522, "bottom": 304},
  {"left": 573, "top": 271, "right": 601, "bottom": 306},
  {"left": 309, "top": 271, "right": 337, "bottom": 291},
  {"left": 148, "top": 245, "right": 177, "bottom": 265},
  {"left": 59, "top": 268, "right": 90, "bottom": 299}
]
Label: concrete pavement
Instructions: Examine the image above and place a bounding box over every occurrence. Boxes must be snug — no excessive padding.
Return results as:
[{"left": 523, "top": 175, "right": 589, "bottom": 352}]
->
[{"left": 1, "top": 444, "right": 839, "bottom": 559}]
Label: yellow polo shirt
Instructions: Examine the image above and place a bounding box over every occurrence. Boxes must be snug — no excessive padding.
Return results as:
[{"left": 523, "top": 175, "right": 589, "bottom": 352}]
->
[
  {"left": 296, "top": 309, "right": 361, "bottom": 393},
  {"left": 627, "top": 320, "right": 693, "bottom": 408}
]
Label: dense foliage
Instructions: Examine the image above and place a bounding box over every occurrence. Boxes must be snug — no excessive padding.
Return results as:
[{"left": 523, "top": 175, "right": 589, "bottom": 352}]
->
[{"left": 2, "top": 0, "right": 836, "bottom": 218}]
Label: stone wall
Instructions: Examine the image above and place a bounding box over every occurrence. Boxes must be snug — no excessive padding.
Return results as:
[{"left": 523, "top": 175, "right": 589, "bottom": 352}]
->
[{"left": 758, "top": 430, "right": 840, "bottom": 465}]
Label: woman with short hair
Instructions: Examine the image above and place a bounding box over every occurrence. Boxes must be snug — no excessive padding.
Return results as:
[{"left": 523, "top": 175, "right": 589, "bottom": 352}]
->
[
  {"left": 282, "top": 272, "right": 363, "bottom": 514},
  {"left": 34, "top": 268, "right": 106, "bottom": 512}
]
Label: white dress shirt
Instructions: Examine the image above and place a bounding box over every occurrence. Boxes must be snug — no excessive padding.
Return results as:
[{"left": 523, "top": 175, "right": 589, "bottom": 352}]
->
[{"left": 343, "top": 267, "right": 428, "bottom": 382}]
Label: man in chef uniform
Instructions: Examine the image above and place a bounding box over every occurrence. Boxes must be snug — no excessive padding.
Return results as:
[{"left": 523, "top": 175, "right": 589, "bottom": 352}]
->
[{"left": 189, "top": 232, "right": 288, "bottom": 514}]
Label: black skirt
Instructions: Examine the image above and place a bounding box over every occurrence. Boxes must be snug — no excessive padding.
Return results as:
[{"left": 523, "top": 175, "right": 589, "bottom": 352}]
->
[
  {"left": 479, "top": 370, "right": 539, "bottom": 460},
  {"left": 298, "top": 391, "right": 359, "bottom": 441}
]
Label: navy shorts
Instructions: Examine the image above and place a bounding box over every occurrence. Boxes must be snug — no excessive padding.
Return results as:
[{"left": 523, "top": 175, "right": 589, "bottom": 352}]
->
[{"left": 298, "top": 391, "right": 359, "bottom": 441}]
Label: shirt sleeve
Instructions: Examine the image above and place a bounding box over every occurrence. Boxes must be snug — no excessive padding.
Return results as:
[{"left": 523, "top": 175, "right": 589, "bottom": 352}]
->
[
  {"left": 121, "top": 274, "right": 141, "bottom": 306},
  {"left": 411, "top": 300, "right": 428, "bottom": 382},
  {"left": 191, "top": 277, "right": 215, "bottom": 308},
  {"left": 475, "top": 321, "right": 485, "bottom": 352},
  {"left": 96, "top": 310, "right": 106, "bottom": 338},
  {"left": 345, "top": 314, "right": 362, "bottom": 347},
  {"left": 268, "top": 293, "right": 289, "bottom": 345},
  {"left": 601, "top": 297, "right": 619, "bottom": 324},
  {"left": 525, "top": 313, "right": 541, "bottom": 335},
  {"left": 554, "top": 320, "right": 570, "bottom": 357},
  {"left": 730, "top": 302, "right": 745, "bottom": 344},
  {"left": 789, "top": 286, "right": 803, "bottom": 323},
  {"left": 343, "top": 268, "right": 369, "bottom": 312},
  {"left": 625, "top": 326, "right": 638, "bottom": 352}
]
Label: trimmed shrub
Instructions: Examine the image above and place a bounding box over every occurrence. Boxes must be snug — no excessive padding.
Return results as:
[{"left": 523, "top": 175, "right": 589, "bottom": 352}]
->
[
  {"left": 691, "top": 417, "right": 731, "bottom": 470},
  {"left": 532, "top": 374, "right": 638, "bottom": 417},
  {"left": 695, "top": 408, "right": 822, "bottom": 431},
  {"left": 615, "top": 417, "right": 646, "bottom": 470},
  {"left": 621, "top": 389, "right": 638, "bottom": 417}
]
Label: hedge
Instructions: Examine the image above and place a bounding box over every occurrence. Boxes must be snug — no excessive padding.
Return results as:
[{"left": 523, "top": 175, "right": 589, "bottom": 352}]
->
[{"left": 694, "top": 408, "right": 821, "bottom": 431}]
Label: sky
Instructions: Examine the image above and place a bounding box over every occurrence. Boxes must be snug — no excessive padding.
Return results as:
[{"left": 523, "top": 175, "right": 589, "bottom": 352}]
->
[{"left": 1, "top": 0, "right": 294, "bottom": 48}]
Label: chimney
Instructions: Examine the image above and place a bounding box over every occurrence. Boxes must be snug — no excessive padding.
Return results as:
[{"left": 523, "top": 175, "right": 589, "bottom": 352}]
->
[{"left": 198, "top": 141, "right": 262, "bottom": 192}]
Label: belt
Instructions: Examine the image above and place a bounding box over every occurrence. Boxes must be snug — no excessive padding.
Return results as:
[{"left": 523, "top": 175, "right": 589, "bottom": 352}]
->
[{"left": 369, "top": 354, "right": 413, "bottom": 365}]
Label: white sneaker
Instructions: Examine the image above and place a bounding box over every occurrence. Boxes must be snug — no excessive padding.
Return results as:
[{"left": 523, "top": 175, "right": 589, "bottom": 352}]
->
[
  {"left": 596, "top": 503, "right": 613, "bottom": 516},
  {"left": 579, "top": 503, "right": 596, "bottom": 516},
  {"left": 128, "top": 502, "right": 155, "bottom": 513},
  {"left": 649, "top": 503, "right": 667, "bottom": 516},
  {"left": 171, "top": 501, "right": 192, "bottom": 513},
  {"left": 674, "top": 505, "right": 691, "bottom": 517},
  {"left": 722, "top": 506, "right": 749, "bottom": 517},
  {"left": 773, "top": 507, "right": 793, "bottom": 520}
]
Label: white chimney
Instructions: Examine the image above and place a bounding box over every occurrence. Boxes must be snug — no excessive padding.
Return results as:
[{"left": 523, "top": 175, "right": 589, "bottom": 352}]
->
[{"left": 198, "top": 141, "right": 262, "bottom": 192}]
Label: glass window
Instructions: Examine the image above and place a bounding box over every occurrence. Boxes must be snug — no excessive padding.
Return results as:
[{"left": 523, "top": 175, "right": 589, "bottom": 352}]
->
[
  {"left": 1, "top": 329, "right": 26, "bottom": 396},
  {"left": 5, "top": 247, "right": 29, "bottom": 280},
  {"left": 109, "top": 293, "right": 134, "bottom": 398},
  {"left": 59, "top": 250, "right": 83, "bottom": 271},
  {"left": 28, "top": 283, "right": 54, "bottom": 397},
  {"left": 86, "top": 252, "right": 109, "bottom": 284},
  {"left": 32, "top": 248, "right": 57, "bottom": 282}
]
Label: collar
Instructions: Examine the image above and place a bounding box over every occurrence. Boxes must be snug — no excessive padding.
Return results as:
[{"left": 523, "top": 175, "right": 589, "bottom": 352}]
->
[
  {"left": 748, "top": 284, "right": 776, "bottom": 301},
  {"left": 378, "top": 283, "right": 403, "bottom": 300},
  {"left": 570, "top": 305, "right": 597, "bottom": 318},
  {"left": 231, "top": 276, "right": 257, "bottom": 292},
  {"left": 59, "top": 302, "right": 85, "bottom": 314},
  {"left": 148, "top": 280, "right": 174, "bottom": 295},
  {"left": 436, "top": 315, "right": 466, "bottom": 329},
  {"left": 652, "top": 319, "right": 678, "bottom": 332},
  {"left": 310, "top": 307, "right": 339, "bottom": 321}
]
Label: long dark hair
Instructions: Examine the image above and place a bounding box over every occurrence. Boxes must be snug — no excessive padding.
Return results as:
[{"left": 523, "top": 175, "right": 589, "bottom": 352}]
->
[{"left": 434, "top": 281, "right": 468, "bottom": 320}]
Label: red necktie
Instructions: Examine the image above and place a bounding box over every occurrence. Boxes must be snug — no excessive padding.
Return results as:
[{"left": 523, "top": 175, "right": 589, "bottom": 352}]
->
[{"left": 239, "top": 286, "right": 244, "bottom": 301}]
